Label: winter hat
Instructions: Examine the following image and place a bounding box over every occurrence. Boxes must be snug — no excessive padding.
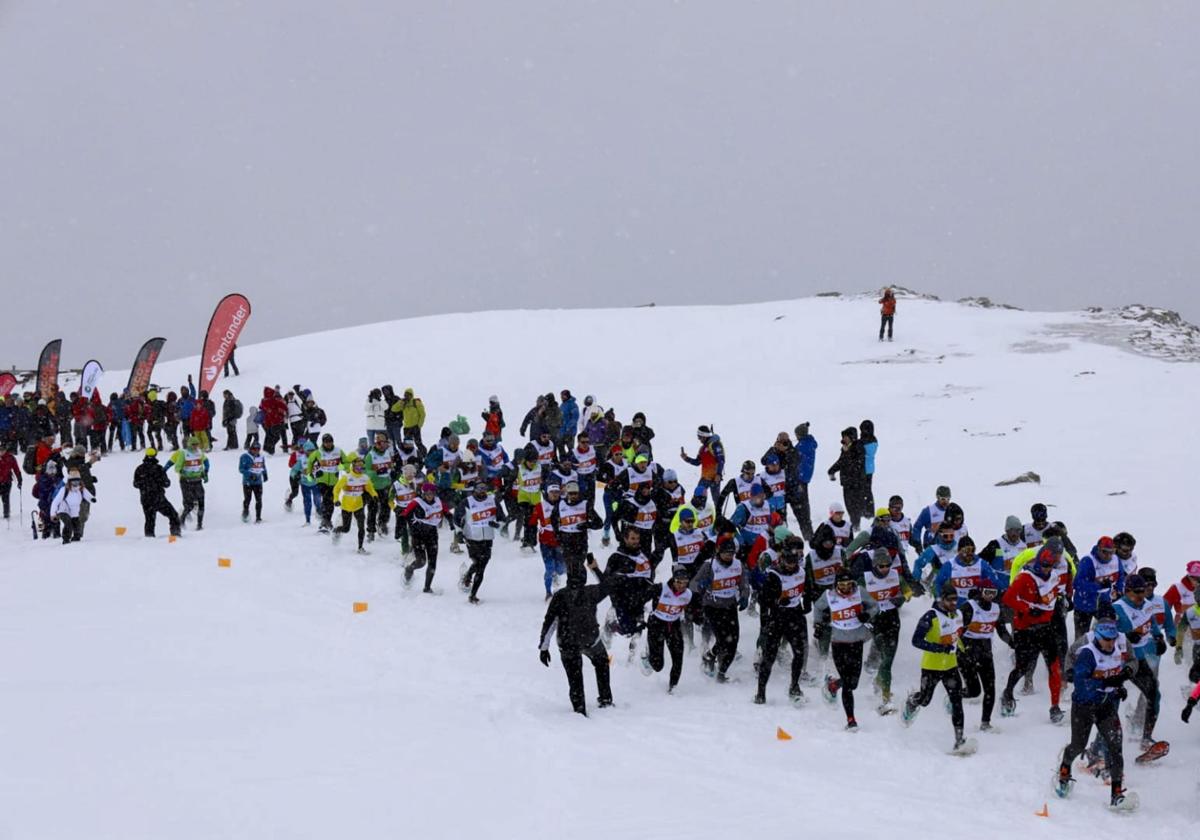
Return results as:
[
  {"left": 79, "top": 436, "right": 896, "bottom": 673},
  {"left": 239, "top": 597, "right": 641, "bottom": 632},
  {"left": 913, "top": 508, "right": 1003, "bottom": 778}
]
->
[
  {"left": 1126, "top": 573, "right": 1147, "bottom": 592},
  {"left": 794, "top": 422, "right": 810, "bottom": 437},
  {"left": 678, "top": 508, "right": 696, "bottom": 522},
  {"left": 45, "top": 461, "right": 58, "bottom": 475},
  {"left": 750, "top": 482, "right": 765, "bottom": 497},
  {"left": 829, "top": 501, "right": 846, "bottom": 515},
  {"left": 67, "top": 469, "right": 81, "bottom": 481},
  {"left": 1093, "top": 622, "right": 1120, "bottom": 641},
  {"left": 1114, "top": 532, "right": 1136, "bottom": 548},
  {"left": 1097, "top": 536, "right": 1115, "bottom": 550},
  {"left": 488, "top": 395, "right": 499, "bottom": 404},
  {"left": 764, "top": 452, "right": 780, "bottom": 465},
  {"left": 420, "top": 482, "right": 436, "bottom": 494},
  {"left": 1187, "top": 561, "right": 1200, "bottom": 578},
  {"left": 546, "top": 483, "right": 562, "bottom": 494},
  {"left": 1030, "top": 502, "right": 1048, "bottom": 519},
  {"left": 563, "top": 481, "right": 580, "bottom": 494},
  {"left": 957, "top": 536, "right": 975, "bottom": 549},
  {"left": 1043, "top": 537, "right": 1065, "bottom": 556},
  {"left": 741, "top": 460, "right": 756, "bottom": 472},
  {"left": 662, "top": 469, "right": 677, "bottom": 482},
  {"left": 715, "top": 534, "right": 737, "bottom": 555},
  {"left": 248, "top": 441, "right": 261, "bottom": 450},
  {"left": 671, "top": 564, "right": 690, "bottom": 581},
  {"left": 634, "top": 454, "right": 649, "bottom": 465},
  {"left": 358, "top": 437, "right": 369, "bottom": 447},
  {"left": 1139, "top": 567, "right": 1158, "bottom": 586},
  {"left": 936, "top": 485, "right": 952, "bottom": 499},
  {"left": 402, "top": 464, "right": 416, "bottom": 478},
  {"left": 875, "top": 508, "right": 891, "bottom": 519},
  {"left": 871, "top": 547, "right": 891, "bottom": 566},
  {"left": 773, "top": 525, "right": 792, "bottom": 543},
  {"left": 697, "top": 424, "right": 713, "bottom": 439},
  {"left": 302, "top": 439, "right": 316, "bottom": 452}
]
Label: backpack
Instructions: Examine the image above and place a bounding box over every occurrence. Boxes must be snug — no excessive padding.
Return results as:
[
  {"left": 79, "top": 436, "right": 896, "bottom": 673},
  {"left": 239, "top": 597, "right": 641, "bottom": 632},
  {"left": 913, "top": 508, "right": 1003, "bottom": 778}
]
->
[
  {"left": 448, "top": 414, "right": 470, "bottom": 436},
  {"left": 232, "top": 399, "right": 244, "bottom": 420},
  {"left": 22, "top": 447, "right": 37, "bottom": 476},
  {"left": 253, "top": 408, "right": 264, "bottom": 426}
]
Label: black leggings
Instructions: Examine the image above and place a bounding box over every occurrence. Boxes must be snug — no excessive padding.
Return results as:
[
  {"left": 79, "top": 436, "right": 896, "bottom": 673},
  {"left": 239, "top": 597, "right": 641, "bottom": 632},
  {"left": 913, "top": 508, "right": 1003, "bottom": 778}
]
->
[
  {"left": 366, "top": 491, "right": 390, "bottom": 535},
  {"left": 1004, "top": 623, "right": 1058, "bottom": 699},
  {"left": 406, "top": 523, "right": 440, "bottom": 589},
  {"left": 832, "top": 640, "right": 864, "bottom": 719},
  {"left": 1062, "top": 699, "right": 1124, "bottom": 792},
  {"left": 337, "top": 508, "right": 367, "bottom": 548},
  {"left": 1127, "top": 661, "right": 1160, "bottom": 740},
  {"left": 463, "top": 539, "right": 493, "bottom": 598},
  {"left": 704, "top": 606, "right": 740, "bottom": 677},
  {"left": 560, "top": 640, "right": 612, "bottom": 714},
  {"left": 0, "top": 481, "right": 11, "bottom": 518},
  {"left": 959, "top": 637, "right": 996, "bottom": 723},
  {"left": 180, "top": 479, "right": 205, "bottom": 527},
  {"left": 242, "top": 484, "right": 263, "bottom": 519},
  {"left": 879, "top": 314, "right": 894, "bottom": 339},
  {"left": 318, "top": 483, "right": 335, "bottom": 527},
  {"left": 757, "top": 610, "right": 808, "bottom": 694},
  {"left": 647, "top": 615, "right": 685, "bottom": 689},
  {"left": 142, "top": 498, "right": 180, "bottom": 537},
  {"left": 912, "top": 667, "right": 964, "bottom": 732}
]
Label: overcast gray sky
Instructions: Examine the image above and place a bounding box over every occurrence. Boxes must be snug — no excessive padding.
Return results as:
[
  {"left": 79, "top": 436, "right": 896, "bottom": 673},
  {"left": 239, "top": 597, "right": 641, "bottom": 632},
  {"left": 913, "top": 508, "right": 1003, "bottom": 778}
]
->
[{"left": 2, "top": 2, "right": 1198, "bottom": 369}]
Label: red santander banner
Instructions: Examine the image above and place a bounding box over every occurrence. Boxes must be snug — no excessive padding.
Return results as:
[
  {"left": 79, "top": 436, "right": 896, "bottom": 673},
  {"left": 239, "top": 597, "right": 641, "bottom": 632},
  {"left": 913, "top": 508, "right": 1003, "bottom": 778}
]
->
[
  {"left": 0, "top": 371, "right": 16, "bottom": 397},
  {"left": 37, "top": 339, "right": 62, "bottom": 400},
  {"left": 198, "top": 293, "right": 251, "bottom": 393}
]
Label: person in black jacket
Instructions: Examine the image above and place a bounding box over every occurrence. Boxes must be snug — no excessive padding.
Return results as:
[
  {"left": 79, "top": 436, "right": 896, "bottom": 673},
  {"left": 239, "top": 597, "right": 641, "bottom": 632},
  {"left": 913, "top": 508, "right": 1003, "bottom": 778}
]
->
[
  {"left": 755, "top": 534, "right": 810, "bottom": 704},
  {"left": 538, "top": 555, "right": 612, "bottom": 715},
  {"left": 629, "top": 411, "right": 655, "bottom": 457},
  {"left": 827, "top": 427, "right": 868, "bottom": 530},
  {"left": 221, "top": 390, "right": 243, "bottom": 451},
  {"left": 132, "top": 449, "right": 181, "bottom": 538}
]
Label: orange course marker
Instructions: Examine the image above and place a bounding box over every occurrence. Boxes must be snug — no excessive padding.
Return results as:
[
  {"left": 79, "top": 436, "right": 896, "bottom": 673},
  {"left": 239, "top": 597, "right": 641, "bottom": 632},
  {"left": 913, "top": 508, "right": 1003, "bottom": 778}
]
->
[
  {"left": 114, "top": 527, "right": 127, "bottom": 536},
  {"left": 1034, "top": 803, "right": 1049, "bottom": 818},
  {"left": 776, "top": 727, "right": 792, "bottom": 741},
  {"left": 168, "top": 535, "right": 178, "bottom": 543},
  {"left": 218, "top": 558, "right": 231, "bottom": 568},
  {"left": 353, "top": 602, "right": 369, "bottom": 613}
]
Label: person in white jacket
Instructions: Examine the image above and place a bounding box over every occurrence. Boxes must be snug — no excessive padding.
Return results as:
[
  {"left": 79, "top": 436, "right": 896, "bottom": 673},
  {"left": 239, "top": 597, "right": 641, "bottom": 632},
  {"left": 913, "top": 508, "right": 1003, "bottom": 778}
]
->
[
  {"left": 366, "top": 389, "right": 388, "bottom": 443},
  {"left": 51, "top": 470, "right": 95, "bottom": 544}
]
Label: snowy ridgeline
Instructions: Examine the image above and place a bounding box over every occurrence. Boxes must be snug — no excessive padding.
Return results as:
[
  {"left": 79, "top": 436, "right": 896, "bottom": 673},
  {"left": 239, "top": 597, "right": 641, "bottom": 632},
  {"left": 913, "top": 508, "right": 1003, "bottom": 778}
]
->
[{"left": 2, "top": 294, "right": 1199, "bottom": 839}]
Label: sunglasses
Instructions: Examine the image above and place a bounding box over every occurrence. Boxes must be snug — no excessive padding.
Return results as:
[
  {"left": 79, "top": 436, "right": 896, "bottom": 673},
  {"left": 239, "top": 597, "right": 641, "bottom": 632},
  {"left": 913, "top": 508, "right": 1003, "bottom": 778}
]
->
[{"left": 1128, "top": 588, "right": 1146, "bottom": 596}]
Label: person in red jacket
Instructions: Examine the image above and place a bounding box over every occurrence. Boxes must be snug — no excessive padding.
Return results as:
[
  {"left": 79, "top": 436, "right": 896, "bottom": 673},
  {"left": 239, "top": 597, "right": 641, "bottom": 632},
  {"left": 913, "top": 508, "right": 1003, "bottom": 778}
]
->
[
  {"left": 259, "top": 387, "right": 289, "bottom": 455},
  {"left": 1000, "top": 539, "right": 1066, "bottom": 721},
  {"left": 0, "top": 443, "right": 22, "bottom": 519},
  {"left": 87, "top": 391, "right": 108, "bottom": 453},
  {"left": 125, "top": 395, "right": 148, "bottom": 451},
  {"left": 188, "top": 398, "right": 212, "bottom": 451},
  {"left": 71, "top": 394, "right": 88, "bottom": 445}
]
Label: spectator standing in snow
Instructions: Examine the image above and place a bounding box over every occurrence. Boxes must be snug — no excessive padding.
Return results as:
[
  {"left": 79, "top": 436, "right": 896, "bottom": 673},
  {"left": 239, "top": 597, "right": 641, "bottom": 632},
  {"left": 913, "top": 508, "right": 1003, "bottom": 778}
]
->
[
  {"left": 224, "top": 343, "right": 240, "bottom": 377},
  {"left": 558, "top": 390, "right": 579, "bottom": 458},
  {"left": 879, "top": 288, "right": 896, "bottom": 341},
  {"left": 827, "top": 426, "right": 868, "bottom": 530},
  {"left": 859, "top": 419, "right": 878, "bottom": 516}
]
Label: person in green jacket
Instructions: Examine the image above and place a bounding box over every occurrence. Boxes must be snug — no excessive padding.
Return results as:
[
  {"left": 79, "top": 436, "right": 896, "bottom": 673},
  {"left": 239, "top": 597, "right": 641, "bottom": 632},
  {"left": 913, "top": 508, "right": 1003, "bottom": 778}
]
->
[
  {"left": 363, "top": 433, "right": 397, "bottom": 541},
  {"left": 394, "top": 388, "right": 427, "bottom": 459},
  {"left": 169, "top": 434, "right": 210, "bottom": 530},
  {"left": 306, "top": 432, "right": 350, "bottom": 532}
]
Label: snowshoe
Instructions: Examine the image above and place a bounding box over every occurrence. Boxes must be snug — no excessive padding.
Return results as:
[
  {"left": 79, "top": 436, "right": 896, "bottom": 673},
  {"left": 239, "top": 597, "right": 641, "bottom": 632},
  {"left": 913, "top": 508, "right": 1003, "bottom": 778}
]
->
[
  {"left": 821, "top": 675, "right": 839, "bottom": 704},
  {"left": 318, "top": 526, "right": 331, "bottom": 535},
  {"left": 639, "top": 652, "right": 652, "bottom": 676},
  {"left": 1000, "top": 694, "right": 1017, "bottom": 718},
  {"left": 1054, "top": 768, "right": 1075, "bottom": 799},
  {"left": 877, "top": 699, "right": 896, "bottom": 716},
  {"left": 367, "top": 532, "right": 375, "bottom": 543},
  {"left": 468, "top": 596, "right": 480, "bottom": 605},
  {"left": 798, "top": 670, "right": 817, "bottom": 686},
  {"left": 449, "top": 538, "right": 463, "bottom": 555},
  {"left": 356, "top": 547, "right": 369, "bottom": 555},
  {"left": 1134, "top": 740, "right": 1169, "bottom": 765},
  {"left": 901, "top": 695, "right": 920, "bottom": 727},
  {"left": 715, "top": 671, "right": 733, "bottom": 684},
  {"left": 597, "top": 698, "right": 614, "bottom": 709},
  {"left": 950, "top": 737, "right": 978, "bottom": 756},
  {"left": 255, "top": 517, "right": 262, "bottom": 524},
  {"left": 789, "top": 688, "right": 807, "bottom": 708},
  {"left": 701, "top": 654, "right": 716, "bottom": 679},
  {"left": 284, "top": 499, "right": 294, "bottom": 511},
  {"left": 1109, "top": 789, "right": 1139, "bottom": 812},
  {"left": 458, "top": 563, "right": 471, "bottom": 593},
  {"left": 601, "top": 533, "right": 611, "bottom": 547},
  {"left": 402, "top": 567, "right": 414, "bottom": 588},
  {"left": 331, "top": 530, "right": 342, "bottom": 544},
  {"left": 1049, "top": 705, "right": 1066, "bottom": 726},
  {"left": 979, "top": 721, "right": 996, "bottom": 733}
]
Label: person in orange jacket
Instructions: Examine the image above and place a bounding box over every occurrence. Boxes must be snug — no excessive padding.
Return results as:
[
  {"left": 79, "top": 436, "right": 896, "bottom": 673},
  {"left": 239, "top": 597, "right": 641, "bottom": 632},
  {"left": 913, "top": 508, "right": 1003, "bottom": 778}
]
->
[{"left": 879, "top": 288, "right": 896, "bottom": 341}]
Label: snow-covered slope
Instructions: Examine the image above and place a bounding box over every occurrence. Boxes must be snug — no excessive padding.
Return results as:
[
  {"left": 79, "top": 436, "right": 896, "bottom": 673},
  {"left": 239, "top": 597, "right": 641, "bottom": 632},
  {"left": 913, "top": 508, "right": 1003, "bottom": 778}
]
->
[{"left": 2, "top": 295, "right": 1198, "bottom": 839}]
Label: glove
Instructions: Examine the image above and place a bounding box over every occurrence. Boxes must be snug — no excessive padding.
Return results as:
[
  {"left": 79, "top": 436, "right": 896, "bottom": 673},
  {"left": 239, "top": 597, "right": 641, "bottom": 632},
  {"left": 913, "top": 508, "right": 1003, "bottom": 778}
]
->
[
  {"left": 738, "top": 596, "right": 749, "bottom": 611},
  {"left": 1155, "top": 637, "right": 1168, "bottom": 657},
  {"left": 1116, "top": 686, "right": 1128, "bottom": 701},
  {"left": 890, "top": 596, "right": 906, "bottom": 610},
  {"left": 202, "top": 475, "right": 209, "bottom": 484},
  {"left": 334, "top": 500, "right": 341, "bottom": 507},
  {"left": 1129, "top": 630, "right": 1143, "bottom": 644},
  {"left": 909, "top": 581, "right": 926, "bottom": 598},
  {"left": 1175, "top": 646, "right": 1185, "bottom": 666},
  {"left": 940, "top": 644, "right": 955, "bottom": 654},
  {"left": 1185, "top": 699, "right": 1197, "bottom": 723},
  {"left": 539, "top": 650, "right": 552, "bottom": 667}
]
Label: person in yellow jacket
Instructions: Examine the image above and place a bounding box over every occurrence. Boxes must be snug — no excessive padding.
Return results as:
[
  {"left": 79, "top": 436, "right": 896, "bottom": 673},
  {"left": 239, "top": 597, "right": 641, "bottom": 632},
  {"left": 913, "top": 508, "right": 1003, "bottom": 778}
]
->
[
  {"left": 392, "top": 388, "right": 427, "bottom": 459},
  {"left": 902, "top": 588, "right": 975, "bottom": 754},
  {"left": 333, "top": 456, "right": 378, "bottom": 552}
]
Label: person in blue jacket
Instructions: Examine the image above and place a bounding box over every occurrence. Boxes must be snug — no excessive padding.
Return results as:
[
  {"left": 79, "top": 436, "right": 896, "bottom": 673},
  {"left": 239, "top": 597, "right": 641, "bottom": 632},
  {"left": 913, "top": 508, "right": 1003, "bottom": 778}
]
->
[
  {"left": 289, "top": 439, "right": 319, "bottom": 525},
  {"left": 859, "top": 419, "right": 878, "bottom": 516},
  {"left": 1073, "top": 536, "right": 1126, "bottom": 639},
  {"left": 931, "top": 536, "right": 1004, "bottom": 606},
  {"left": 911, "top": 485, "right": 952, "bottom": 550},
  {"left": 793, "top": 422, "right": 818, "bottom": 541},
  {"left": 558, "top": 390, "right": 579, "bottom": 459},
  {"left": 1055, "top": 620, "right": 1135, "bottom": 809},
  {"left": 1113, "top": 574, "right": 1164, "bottom": 749},
  {"left": 238, "top": 440, "right": 269, "bottom": 523}
]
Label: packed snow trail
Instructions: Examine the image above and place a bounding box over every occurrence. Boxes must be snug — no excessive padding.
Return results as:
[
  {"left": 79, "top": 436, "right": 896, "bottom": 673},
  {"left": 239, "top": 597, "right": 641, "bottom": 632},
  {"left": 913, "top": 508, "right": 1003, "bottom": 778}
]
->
[{"left": 2, "top": 297, "right": 1198, "bottom": 839}]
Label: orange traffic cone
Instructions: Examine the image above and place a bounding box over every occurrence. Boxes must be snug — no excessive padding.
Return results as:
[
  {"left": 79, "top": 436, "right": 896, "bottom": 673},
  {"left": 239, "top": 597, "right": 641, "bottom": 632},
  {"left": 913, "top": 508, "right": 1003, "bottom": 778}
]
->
[
  {"left": 168, "top": 535, "right": 178, "bottom": 543},
  {"left": 1034, "top": 803, "right": 1049, "bottom": 818},
  {"left": 218, "top": 557, "right": 231, "bottom": 568},
  {"left": 353, "top": 602, "right": 368, "bottom": 613},
  {"left": 114, "top": 526, "right": 126, "bottom": 536},
  {"left": 776, "top": 727, "right": 793, "bottom": 741}
]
